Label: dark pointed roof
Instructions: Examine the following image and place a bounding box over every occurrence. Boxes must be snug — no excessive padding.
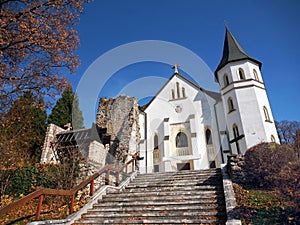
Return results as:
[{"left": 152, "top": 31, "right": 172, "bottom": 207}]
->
[{"left": 215, "top": 27, "right": 262, "bottom": 82}]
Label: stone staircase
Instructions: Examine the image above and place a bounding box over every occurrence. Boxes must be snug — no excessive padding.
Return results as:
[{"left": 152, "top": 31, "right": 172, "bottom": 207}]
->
[{"left": 73, "top": 168, "right": 227, "bottom": 224}]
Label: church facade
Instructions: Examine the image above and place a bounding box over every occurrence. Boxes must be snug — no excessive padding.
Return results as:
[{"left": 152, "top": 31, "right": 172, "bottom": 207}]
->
[{"left": 138, "top": 28, "right": 279, "bottom": 174}]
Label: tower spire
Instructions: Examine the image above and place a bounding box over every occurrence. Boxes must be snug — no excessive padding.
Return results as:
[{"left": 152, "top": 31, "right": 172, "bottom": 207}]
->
[{"left": 214, "top": 26, "right": 262, "bottom": 82}]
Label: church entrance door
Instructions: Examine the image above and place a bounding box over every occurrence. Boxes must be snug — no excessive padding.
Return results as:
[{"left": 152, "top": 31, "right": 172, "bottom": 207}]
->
[{"left": 177, "top": 162, "right": 191, "bottom": 171}]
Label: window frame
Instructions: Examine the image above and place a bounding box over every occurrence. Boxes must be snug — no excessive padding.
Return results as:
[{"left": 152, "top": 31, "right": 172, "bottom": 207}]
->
[
  {"left": 223, "top": 73, "right": 230, "bottom": 87},
  {"left": 175, "top": 132, "right": 188, "bottom": 148},
  {"left": 263, "top": 106, "right": 272, "bottom": 122},
  {"left": 238, "top": 68, "right": 245, "bottom": 80},
  {"left": 228, "top": 97, "right": 235, "bottom": 113}
]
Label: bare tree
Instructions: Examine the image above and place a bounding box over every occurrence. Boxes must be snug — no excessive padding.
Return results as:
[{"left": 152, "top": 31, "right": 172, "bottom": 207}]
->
[{"left": 276, "top": 120, "right": 300, "bottom": 159}]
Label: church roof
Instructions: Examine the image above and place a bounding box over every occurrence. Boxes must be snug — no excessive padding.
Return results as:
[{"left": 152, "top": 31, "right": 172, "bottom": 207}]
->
[
  {"left": 215, "top": 27, "right": 262, "bottom": 82},
  {"left": 139, "top": 72, "right": 221, "bottom": 111}
]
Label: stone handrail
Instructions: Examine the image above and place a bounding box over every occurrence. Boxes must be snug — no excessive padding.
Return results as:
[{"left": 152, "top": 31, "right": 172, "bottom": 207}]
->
[{"left": 0, "top": 153, "right": 137, "bottom": 221}]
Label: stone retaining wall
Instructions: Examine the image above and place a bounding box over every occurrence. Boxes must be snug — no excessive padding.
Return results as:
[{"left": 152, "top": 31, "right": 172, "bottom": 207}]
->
[{"left": 227, "top": 154, "right": 245, "bottom": 183}]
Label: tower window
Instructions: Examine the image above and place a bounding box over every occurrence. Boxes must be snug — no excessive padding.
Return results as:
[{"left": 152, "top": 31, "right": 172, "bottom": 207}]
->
[
  {"left": 253, "top": 69, "right": 259, "bottom": 81},
  {"left": 154, "top": 134, "right": 159, "bottom": 149},
  {"left": 271, "top": 135, "right": 276, "bottom": 143},
  {"left": 175, "top": 132, "right": 188, "bottom": 148},
  {"left": 228, "top": 97, "right": 235, "bottom": 112},
  {"left": 223, "top": 73, "right": 229, "bottom": 86},
  {"left": 176, "top": 82, "right": 180, "bottom": 98},
  {"left": 263, "top": 106, "right": 271, "bottom": 122},
  {"left": 233, "top": 124, "right": 239, "bottom": 138},
  {"left": 238, "top": 68, "right": 245, "bottom": 80}
]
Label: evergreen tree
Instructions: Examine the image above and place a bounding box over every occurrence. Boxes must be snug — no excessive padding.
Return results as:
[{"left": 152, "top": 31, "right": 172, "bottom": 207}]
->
[
  {"left": 48, "top": 85, "right": 84, "bottom": 130},
  {"left": 0, "top": 92, "right": 47, "bottom": 167}
]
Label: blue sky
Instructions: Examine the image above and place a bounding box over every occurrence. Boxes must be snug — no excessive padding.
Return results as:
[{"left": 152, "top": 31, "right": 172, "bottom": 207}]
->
[{"left": 69, "top": 0, "right": 300, "bottom": 127}]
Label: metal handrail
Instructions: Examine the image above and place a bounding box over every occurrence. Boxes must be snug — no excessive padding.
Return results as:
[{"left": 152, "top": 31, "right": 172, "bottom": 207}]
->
[{"left": 0, "top": 153, "right": 137, "bottom": 221}]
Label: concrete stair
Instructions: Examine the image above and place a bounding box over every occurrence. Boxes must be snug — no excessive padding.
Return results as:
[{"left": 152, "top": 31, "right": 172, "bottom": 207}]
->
[{"left": 73, "top": 168, "right": 227, "bottom": 224}]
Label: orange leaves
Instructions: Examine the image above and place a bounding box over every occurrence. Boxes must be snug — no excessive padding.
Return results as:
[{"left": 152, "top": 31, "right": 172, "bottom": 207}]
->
[{"left": 1, "top": 0, "right": 89, "bottom": 114}]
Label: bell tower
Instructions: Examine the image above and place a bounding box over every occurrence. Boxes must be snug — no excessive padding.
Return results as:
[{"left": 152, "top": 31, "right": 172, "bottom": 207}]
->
[{"left": 215, "top": 27, "right": 279, "bottom": 154}]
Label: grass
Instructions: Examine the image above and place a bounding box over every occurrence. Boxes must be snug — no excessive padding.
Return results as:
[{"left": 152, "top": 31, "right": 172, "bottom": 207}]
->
[{"left": 233, "top": 183, "right": 300, "bottom": 225}]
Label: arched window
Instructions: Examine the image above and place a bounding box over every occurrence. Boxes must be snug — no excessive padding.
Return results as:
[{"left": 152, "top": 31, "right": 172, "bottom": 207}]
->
[
  {"left": 238, "top": 68, "right": 245, "bottom": 80},
  {"left": 176, "top": 132, "right": 188, "bottom": 148},
  {"left": 182, "top": 87, "right": 186, "bottom": 98},
  {"left": 228, "top": 97, "right": 235, "bottom": 112},
  {"left": 171, "top": 89, "right": 175, "bottom": 99},
  {"left": 263, "top": 106, "right": 271, "bottom": 122},
  {"left": 223, "top": 73, "right": 229, "bottom": 86},
  {"left": 205, "top": 129, "right": 213, "bottom": 145},
  {"left": 233, "top": 124, "right": 239, "bottom": 138},
  {"left": 176, "top": 82, "right": 180, "bottom": 98},
  {"left": 271, "top": 135, "right": 276, "bottom": 143},
  {"left": 253, "top": 69, "right": 259, "bottom": 81},
  {"left": 154, "top": 134, "right": 158, "bottom": 149}
]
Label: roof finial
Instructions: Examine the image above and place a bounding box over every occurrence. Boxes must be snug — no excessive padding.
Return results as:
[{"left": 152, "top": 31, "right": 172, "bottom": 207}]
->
[{"left": 172, "top": 64, "right": 180, "bottom": 74}]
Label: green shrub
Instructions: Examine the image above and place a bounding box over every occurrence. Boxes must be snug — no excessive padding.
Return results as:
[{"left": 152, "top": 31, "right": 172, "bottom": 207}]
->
[
  {"left": 243, "top": 143, "right": 296, "bottom": 189},
  {"left": 5, "top": 164, "right": 61, "bottom": 196}
]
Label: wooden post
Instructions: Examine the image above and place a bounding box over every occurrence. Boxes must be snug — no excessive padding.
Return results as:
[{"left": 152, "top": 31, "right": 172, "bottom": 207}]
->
[
  {"left": 69, "top": 194, "right": 75, "bottom": 214},
  {"left": 125, "top": 164, "right": 128, "bottom": 174},
  {"left": 105, "top": 169, "right": 110, "bottom": 185},
  {"left": 36, "top": 195, "right": 44, "bottom": 220},
  {"left": 90, "top": 179, "right": 95, "bottom": 196}
]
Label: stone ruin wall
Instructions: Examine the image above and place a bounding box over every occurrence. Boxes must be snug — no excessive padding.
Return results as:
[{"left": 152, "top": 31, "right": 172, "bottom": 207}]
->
[
  {"left": 96, "top": 96, "right": 140, "bottom": 164},
  {"left": 40, "top": 124, "right": 66, "bottom": 163}
]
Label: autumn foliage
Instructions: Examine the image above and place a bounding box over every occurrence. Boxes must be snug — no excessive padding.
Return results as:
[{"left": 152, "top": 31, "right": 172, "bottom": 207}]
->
[
  {"left": 243, "top": 142, "right": 297, "bottom": 189},
  {"left": 0, "top": 0, "right": 88, "bottom": 115},
  {"left": 233, "top": 143, "right": 300, "bottom": 224}
]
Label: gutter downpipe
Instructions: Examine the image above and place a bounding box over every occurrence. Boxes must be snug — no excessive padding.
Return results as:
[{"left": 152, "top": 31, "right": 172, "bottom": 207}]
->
[
  {"left": 144, "top": 112, "right": 148, "bottom": 173},
  {"left": 214, "top": 102, "right": 224, "bottom": 164}
]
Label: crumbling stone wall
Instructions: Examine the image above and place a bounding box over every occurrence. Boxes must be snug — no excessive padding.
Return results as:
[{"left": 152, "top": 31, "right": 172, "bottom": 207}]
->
[
  {"left": 40, "top": 124, "right": 66, "bottom": 163},
  {"left": 96, "top": 96, "right": 140, "bottom": 164},
  {"left": 227, "top": 154, "right": 245, "bottom": 183}
]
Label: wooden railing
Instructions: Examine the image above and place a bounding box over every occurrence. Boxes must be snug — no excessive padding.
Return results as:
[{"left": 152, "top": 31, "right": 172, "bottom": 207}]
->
[{"left": 0, "top": 153, "right": 137, "bottom": 221}]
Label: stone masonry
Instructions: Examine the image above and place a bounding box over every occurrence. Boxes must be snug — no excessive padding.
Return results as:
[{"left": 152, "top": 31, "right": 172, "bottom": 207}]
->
[
  {"left": 40, "top": 124, "right": 66, "bottom": 163},
  {"left": 96, "top": 96, "right": 140, "bottom": 164},
  {"left": 227, "top": 154, "right": 245, "bottom": 183}
]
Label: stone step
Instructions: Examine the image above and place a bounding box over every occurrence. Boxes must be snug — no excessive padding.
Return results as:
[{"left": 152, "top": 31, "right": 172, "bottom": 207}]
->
[
  {"left": 132, "top": 175, "right": 222, "bottom": 182},
  {"left": 129, "top": 179, "right": 223, "bottom": 186},
  {"left": 87, "top": 204, "right": 225, "bottom": 213},
  {"left": 125, "top": 182, "right": 222, "bottom": 190},
  {"left": 138, "top": 169, "right": 221, "bottom": 176},
  {"left": 108, "top": 184, "right": 223, "bottom": 193},
  {"left": 94, "top": 198, "right": 224, "bottom": 208},
  {"left": 101, "top": 193, "right": 223, "bottom": 202},
  {"left": 136, "top": 170, "right": 221, "bottom": 176},
  {"left": 72, "top": 169, "right": 227, "bottom": 225},
  {"left": 120, "top": 186, "right": 223, "bottom": 195},
  {"left": 74, "top": 216, "right": 226, "bottom": 224},
  {"left": 81, "top": 210, "right": 226, "bottom": 219},
  {"left": 135, "top": 173, "right": 222, "bottom": 180},
  {"left": 107, "top": 189, "right": 223, "bottom": 197}
]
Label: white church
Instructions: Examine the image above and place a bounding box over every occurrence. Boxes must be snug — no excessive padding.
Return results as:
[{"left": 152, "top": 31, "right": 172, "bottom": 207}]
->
[
  {"left": 41, "top": 27, "right": 280, "bottom": 174},
  {"left": 138, "top": 27, "right": 279, "bottom": 173}
]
